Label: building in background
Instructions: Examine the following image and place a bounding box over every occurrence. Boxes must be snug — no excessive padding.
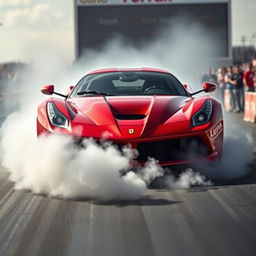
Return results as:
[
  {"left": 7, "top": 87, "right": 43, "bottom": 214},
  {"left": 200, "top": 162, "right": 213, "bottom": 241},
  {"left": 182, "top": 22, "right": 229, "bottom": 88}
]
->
[{"left": 74, "top": 0, "right": 231, "bottom": 65}]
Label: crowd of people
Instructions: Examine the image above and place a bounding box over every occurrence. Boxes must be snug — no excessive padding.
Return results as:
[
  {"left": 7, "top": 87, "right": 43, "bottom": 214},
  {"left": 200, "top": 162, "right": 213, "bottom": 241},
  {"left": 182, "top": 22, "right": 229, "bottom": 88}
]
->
[{"left": 201, "top": 58, "right": 256, "bottom": 113}]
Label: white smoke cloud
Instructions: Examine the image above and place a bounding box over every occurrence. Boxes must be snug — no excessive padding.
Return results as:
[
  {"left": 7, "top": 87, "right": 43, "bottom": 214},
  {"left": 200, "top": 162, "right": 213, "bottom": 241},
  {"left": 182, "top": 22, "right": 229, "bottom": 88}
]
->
[
  {"left": 0, "top": 21, "right": 254, "bottom": 200},
  {"left": 0, "top": 51, "right": 212, "bottom": 200},
  {"left": 0, "top": 110, "right": 163, "bottom": 200},
  {"left": 76, "top": 21, "right": 218, "bottom": 90},
  {"left": 166, "top": 169, "right": 212, "bottom": 189},
  {"left": 197, "top": 113, "right": 254, "bottom": 179},
  {"left": 1, "top": 107, "right": 213, "bottom": 199}
]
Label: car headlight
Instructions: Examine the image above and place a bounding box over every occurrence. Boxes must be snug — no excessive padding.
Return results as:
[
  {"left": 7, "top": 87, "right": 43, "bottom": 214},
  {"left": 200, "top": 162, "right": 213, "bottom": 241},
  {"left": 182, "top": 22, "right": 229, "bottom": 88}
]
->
[
  {"left": 47, "top": 102, "right": 69, "bottom": 129},
  {"left": 192, "top": 100, "right": 212, "bottom": 127}
]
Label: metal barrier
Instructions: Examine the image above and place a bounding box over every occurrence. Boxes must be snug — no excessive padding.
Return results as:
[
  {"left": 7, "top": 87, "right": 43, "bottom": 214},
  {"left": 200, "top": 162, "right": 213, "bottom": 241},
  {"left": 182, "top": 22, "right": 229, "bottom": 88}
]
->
[{"left": 244, "top": 92, "right": 256, "bottom": 123}]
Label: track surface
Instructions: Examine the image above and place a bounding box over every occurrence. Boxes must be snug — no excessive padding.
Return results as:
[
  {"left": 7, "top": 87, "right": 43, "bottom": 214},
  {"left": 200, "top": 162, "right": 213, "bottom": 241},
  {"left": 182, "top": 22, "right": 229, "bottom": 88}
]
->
[
  {"left": 0, "top": 113, "right": 256, "bottom": 256},
  {"left": 0, "top": 170, "right": 256, "bottom": 256}
]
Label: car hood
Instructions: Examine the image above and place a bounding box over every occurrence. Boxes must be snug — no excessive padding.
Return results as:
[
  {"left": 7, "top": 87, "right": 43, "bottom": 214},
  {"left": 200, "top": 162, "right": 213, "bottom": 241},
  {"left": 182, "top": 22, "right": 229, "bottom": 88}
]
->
[{"left": 68, "top": 95, "right": 191, "bottom": 126}]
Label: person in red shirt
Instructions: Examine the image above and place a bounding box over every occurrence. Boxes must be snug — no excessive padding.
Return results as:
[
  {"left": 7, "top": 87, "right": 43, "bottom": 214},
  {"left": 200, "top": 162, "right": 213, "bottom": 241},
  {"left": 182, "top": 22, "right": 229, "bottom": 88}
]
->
[{"left": 243, "top": 64, "right": 255, "bottom": 92}]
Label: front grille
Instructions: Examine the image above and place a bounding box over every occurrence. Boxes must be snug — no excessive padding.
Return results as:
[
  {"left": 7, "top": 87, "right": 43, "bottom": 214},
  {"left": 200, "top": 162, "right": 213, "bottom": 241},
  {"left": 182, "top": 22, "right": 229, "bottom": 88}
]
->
[
  {"left": 74, "top": 136, "right": 209, "bottom": 163},
  {"left": 115, "top": 115, "right": 146, "bottom": 120},
  {"left": 136, "top": 137, "right": 209, "bottom": 162}
]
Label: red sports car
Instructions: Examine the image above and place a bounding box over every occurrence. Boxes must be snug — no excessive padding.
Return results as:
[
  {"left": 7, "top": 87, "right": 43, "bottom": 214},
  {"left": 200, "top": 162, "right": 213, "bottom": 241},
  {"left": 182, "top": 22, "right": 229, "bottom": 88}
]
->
[{"left": 37, "top": 68, "right": 223, "bottom": 167}]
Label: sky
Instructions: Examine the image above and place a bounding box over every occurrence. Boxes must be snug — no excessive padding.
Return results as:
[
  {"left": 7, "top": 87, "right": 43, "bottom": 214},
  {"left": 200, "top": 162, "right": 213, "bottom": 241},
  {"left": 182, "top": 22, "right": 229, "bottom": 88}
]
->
[{"left": 0, "top": 0, "right": 255, "bottom": 63}]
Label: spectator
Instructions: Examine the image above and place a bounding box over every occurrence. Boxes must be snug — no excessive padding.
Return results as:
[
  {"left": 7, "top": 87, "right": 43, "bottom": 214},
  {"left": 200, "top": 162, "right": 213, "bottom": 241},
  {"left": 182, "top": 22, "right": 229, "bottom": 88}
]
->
[
  {"left": 216, "top": 67, "right": 226, "bottom": 104},
  {"left": 201, "top": 68, "right": 217, "bottom": 84},
  {"left": 230, "top": 65, "right": 244, "bottom": 112},
  {"left": 243, "top": 63, "right": 255, "bottom": 92},
  {"left": 224, "top": 66, "right": 234, "bottom": 112}
]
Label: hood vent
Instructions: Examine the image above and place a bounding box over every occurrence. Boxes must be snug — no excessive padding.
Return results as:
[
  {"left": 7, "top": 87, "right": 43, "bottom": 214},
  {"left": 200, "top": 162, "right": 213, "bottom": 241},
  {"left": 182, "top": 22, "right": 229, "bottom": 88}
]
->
[{"left": 115, "top": 114, "right": 146, "bottom": 120}]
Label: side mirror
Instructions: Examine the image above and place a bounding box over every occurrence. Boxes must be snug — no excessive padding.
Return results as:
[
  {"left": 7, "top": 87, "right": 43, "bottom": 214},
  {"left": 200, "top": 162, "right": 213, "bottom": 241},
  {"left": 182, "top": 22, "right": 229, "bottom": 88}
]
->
[
  {"left": 41, "top": 85, "right": 54, "bottom": 95},
  {"left": 190, "top": 82, "right": 217, "bottom": 96},
  {"left": 203, "top": 82, "right": 216, "bottom": 93},
  {"left": 41, "top": 84, "right": 66, "bottom": 98}
]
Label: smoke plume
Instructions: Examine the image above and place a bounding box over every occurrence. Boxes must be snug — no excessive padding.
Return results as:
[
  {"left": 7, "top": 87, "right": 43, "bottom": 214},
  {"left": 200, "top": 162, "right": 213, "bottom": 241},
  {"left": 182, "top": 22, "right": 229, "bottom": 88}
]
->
[
  {"left": 0, "top": 21, "right": 254, "bottom": 200},
  {"left": 0, "top": 112, "right": 163, "bottom": 200},
  {"left": 198, "top": 113, "right": 254, "bottom": 179}
]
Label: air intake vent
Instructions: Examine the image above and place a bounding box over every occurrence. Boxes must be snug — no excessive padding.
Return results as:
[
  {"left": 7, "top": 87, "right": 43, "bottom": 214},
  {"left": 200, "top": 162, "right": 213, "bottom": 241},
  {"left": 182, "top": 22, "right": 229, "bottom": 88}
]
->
[
  {"left": 136, "top": 137, "right": 209, "bottom": 162},
  {"left": 115, "top": 115, "right": 146, "bottom": 120}
]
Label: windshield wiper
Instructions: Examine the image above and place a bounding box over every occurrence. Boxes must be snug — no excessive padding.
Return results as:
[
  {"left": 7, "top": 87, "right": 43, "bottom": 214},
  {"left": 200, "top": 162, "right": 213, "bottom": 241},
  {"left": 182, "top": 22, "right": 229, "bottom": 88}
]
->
[{"left": 77, "top": 90, "right": 114, "bottom": 96}]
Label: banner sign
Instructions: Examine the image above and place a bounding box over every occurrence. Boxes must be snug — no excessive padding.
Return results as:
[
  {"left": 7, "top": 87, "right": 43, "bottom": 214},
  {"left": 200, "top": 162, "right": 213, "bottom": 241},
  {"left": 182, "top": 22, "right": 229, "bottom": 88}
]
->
[
  {"left": 76, "top": 0, "right": 228, "bottom": 6},
  {"left": 74, "top": 0, "right": 231, "bottom": 60}
]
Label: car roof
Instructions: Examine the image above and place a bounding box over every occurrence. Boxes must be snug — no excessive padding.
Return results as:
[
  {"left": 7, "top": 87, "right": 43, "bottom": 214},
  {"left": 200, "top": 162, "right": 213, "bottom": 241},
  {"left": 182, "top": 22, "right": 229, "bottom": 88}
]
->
[{"left": 86, "top": 68, "right": 171, "bottom": 75}]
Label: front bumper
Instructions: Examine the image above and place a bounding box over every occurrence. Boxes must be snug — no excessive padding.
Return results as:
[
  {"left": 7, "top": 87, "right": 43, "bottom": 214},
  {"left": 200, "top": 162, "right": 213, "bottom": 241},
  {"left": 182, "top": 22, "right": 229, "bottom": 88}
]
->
[
  {"left": 109, "top": 134, "right": 222, "bottom": 167},
  {"left": 37, "top": 119, "right": 223, "bottom": 167}
]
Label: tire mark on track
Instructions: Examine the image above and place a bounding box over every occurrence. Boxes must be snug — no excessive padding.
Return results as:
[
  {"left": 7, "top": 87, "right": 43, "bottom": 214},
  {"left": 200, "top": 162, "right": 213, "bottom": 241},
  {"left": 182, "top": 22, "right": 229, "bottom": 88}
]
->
[
  {"left": 68, "top": 200, "right": 156, "bottom": 256},
  {"left": 65, "top": 201, "right": 91, "bottom": 256},
  {"left": 120, "top": 201, "right": 156, "bottom": 256},
  {"left": 0, "top": 194, "right": 40, "bottom": 256},
  {"left": 13, "top": 196, "right": 76, "bottom": 256},
  {"left": 0, "top": 183, "right": 15, "bottom": 211},
  {"left": 209, "top": 185, "right": 256, "bottom": 239},
  {"left": 0, "top": 190, "right": 26, "bottom": 230},
  {"left": 35, "top": 199, "right": 76, "bottom": 256},
  {"left": 141, "top": 189, "right": 212, "bottom": 256},
  {"left": 174, "top": 187, "right": 256, "bottom": 256},
  {"left": 12, "top": 196, "right": 54, "bottom": 256}
]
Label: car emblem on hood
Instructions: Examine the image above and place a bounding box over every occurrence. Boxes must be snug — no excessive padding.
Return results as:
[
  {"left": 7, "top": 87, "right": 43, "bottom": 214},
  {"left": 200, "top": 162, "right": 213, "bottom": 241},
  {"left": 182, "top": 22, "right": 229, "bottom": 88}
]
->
[{"left": 128, "top": 129, "right": 134, "bottom": 134}]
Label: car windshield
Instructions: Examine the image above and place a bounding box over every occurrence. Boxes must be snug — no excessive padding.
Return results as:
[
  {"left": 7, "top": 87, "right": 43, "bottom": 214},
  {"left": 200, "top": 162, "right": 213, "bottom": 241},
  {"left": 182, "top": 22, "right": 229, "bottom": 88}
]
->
[{"left": 70, "top": 71, "right": 190, "bottom": 97}]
